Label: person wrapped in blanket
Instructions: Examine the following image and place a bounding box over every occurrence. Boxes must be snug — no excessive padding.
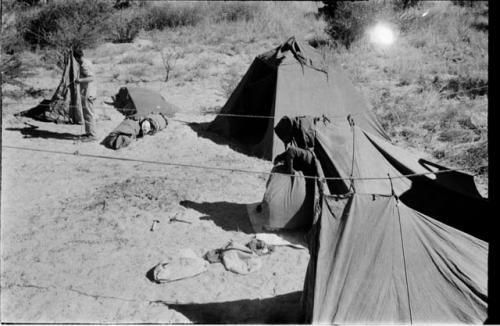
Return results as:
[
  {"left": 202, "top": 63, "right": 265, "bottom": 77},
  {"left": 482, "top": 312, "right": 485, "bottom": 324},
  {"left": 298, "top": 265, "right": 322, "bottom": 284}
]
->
[{"left": 102, "top": 113, "right": 168, "bottom": 150}]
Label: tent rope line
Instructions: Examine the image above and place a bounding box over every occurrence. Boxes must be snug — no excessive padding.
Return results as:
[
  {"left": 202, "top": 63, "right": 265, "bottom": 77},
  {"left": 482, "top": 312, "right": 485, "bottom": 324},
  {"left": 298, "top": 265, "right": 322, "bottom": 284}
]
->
[
  {"left": 394, "top": 185, "right": 414, "bottom": 324},
  {"left": 18, "top": 102, "right": 367, "bottom": 120},
  {"left": 388, "top": 173, "right": 413, "bottom": 323},
  {"left": 348, "top": 114, "right": 356, "bottom": 192},
  {"left": 3, "top": 145, "right": 487, "bottom": 181}
]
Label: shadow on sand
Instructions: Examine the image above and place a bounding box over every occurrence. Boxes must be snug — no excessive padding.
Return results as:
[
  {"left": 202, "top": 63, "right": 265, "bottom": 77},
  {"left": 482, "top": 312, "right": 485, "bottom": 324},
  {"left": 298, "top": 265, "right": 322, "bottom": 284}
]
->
[
  {"left": 6, "top": 126, "right": 81, "bottom": 140},
  {"left": 187, "top": 122, "right": 258, "bottom": 159},
  {"left": 180, "top": 200, "right": 254, "bottom": 234},
  {"left": 165, "top": 291, "right": 303, "bottom": 324}
]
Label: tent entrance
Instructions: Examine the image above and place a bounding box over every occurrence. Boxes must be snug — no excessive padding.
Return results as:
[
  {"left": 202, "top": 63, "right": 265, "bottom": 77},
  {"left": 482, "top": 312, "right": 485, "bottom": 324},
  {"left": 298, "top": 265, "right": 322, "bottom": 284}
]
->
[{"left": 229, "top": 72, "right": 276, "bottom": 145}]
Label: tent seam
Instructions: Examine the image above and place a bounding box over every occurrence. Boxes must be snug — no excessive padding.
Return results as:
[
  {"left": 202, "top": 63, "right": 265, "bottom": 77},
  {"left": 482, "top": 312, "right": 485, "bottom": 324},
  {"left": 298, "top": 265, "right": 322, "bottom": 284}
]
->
[{"left": 395, "top": 195, "right": 413, "bottom": 324}]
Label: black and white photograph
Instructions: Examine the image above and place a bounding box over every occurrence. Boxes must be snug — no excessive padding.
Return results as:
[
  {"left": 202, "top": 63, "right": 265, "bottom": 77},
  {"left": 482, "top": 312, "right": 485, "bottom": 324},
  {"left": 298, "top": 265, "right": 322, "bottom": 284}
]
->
[{"left": 1, "top": 0, "right": 490, "bottom": 324}]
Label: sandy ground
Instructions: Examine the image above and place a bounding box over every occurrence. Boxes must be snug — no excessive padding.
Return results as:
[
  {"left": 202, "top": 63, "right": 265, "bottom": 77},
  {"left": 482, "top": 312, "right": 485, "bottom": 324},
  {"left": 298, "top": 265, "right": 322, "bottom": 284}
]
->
[{"left": 1, "top": 41, "right": 310, "bottom": 323}]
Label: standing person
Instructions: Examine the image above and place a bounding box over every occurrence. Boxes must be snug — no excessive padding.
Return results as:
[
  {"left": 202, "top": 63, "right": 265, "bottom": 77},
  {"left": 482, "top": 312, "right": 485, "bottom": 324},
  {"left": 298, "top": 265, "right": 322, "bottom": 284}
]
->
[{"left": 73, "top": 47, "right": 97, "bottom": 141}]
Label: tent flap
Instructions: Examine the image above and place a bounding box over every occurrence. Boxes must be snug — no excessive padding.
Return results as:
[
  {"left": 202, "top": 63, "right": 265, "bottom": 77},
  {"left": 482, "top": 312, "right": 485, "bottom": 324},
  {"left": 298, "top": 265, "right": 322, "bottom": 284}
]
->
[{"left": 304, "top": 193, "right": 488, "bottom": 324}]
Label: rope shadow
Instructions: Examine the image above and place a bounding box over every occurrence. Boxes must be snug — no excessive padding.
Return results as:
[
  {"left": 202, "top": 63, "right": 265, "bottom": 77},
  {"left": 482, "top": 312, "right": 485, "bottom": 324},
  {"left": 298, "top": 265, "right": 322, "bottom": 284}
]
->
[
  {"left": 180, "top": 200, "right": 254, "bottom": 234},
  {"left": 165, "top": 291, "right": 303, "bottom": 324},
  {"left": 6, "top": 126, "right": 81, "bottom": 140}
]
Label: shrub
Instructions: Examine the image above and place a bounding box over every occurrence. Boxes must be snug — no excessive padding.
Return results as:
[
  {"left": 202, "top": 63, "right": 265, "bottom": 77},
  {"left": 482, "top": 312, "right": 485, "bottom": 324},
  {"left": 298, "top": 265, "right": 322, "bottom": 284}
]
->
[
  {"left": 108, "top": 9, "right": 145, "bottom": 43},
  {"left": 447, "top": 140, "right": 488, "bottom": 174},
  {"left": 142, "top": 3, "right": 205, "bottom": 30},
  {"left": 1, "top": 54, "right": 34, "bottom": 87},
  {"left": 17, "top": 0, "right": 113, "bottom": 49},
  {"left": 210, "top": 1, "right": 263, "bottom": 23},
  {"left": 318, "top": 1, "right": 393, "bottom": 48}
]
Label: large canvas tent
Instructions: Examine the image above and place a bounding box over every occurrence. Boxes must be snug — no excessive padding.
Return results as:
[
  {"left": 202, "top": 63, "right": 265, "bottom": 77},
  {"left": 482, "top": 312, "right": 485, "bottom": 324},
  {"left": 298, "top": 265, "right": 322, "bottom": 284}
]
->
[
  {"left": 207, "top": 36, "right": 389, "bottom": 160},
  {"left": 16, "top": 50, "right": 84, "bottom": 124},
  {"left": 299, "top": 118, "right": 488, "bottom": 323},
  {"left": 218, "top": 38, "right": 488, "bottom": 323}
]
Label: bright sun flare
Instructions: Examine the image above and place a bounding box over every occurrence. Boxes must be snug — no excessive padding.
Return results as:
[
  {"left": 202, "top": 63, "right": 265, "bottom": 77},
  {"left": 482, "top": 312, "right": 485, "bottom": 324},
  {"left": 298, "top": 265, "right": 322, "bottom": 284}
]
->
[{"left": 368, "top": 23, "right": 395, "bottom": 46}]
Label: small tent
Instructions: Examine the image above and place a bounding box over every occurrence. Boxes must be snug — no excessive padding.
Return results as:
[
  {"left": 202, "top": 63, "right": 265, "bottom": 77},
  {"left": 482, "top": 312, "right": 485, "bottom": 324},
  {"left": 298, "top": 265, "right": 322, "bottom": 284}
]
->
[
  {"left": 101, "top": 87, "right": 179, "bottom": 150},
  {"left": 111, "top": 87, "right": 179, "bottom": 119},
  {"left": 207, "top": 36, "right": 389, "bottom": 160},
  {"left": 16, "top": 50, "right": 84, "bottom": 124}
]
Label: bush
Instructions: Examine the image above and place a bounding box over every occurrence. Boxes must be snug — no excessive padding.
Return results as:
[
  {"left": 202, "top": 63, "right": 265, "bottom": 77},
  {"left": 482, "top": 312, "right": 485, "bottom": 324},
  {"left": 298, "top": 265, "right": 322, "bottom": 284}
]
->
[
  {"left": 108, "top": 9, "right": 145, "bottom": 43},
  {"left": 319, "top": 1, "right": 392, "bottom": 48},
  {"left": 142, "top": 3, "right": 205, "bottom": 30},
  {"left": 210, "top": 1, "right": 263, "bottom": 23},
  {"left": 1, "top": 54, "right": 33, "bottom": 86},
  {"left": 17, "top": 0, "right": 113, "bottom": 49}
]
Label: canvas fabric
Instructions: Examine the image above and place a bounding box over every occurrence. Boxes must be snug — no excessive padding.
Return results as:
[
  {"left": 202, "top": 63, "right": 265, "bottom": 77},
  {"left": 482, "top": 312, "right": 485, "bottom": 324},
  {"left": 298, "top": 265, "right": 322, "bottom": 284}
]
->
[
  {"left": 207, "top": 36, "right": 389, "bottom": 160},
  {"left": 112, "top": 87, "right": 178, "bottom": 118},
  {"left": 285, "top": 114, "right": 490, "bottom": 323},
  {"left": 17, "top": 51, "right": 83, "bottom": 124},
  {"left": 101, "top": 117, "right": 140, "bottom": 150},
  {"left": 260, "top": 164, "right": 313, "bottom": 230},
  {"left": 303, "top": 193, "right": 487, "bottom": 324},
  {"left": 207, "top": 37, "right": 488, "bottom": 322}
]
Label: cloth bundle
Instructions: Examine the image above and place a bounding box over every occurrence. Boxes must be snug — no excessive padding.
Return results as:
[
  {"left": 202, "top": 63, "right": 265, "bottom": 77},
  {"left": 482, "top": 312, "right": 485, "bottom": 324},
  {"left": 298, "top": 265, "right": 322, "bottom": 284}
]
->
[
  {"left": 152, "top": 249, "right": 208, "bottom": 283},
  {"left": 102, "top": 113, "right": 168, "bottom": 150},
  {"left": 204, "top": 240, "right": 272, "bottom": 275},
  {"left": 101, "top": 117, "right": 141, "bottom": 150},
  {"left": 139, "top": 113, "right": 168, "bottom": 136}
]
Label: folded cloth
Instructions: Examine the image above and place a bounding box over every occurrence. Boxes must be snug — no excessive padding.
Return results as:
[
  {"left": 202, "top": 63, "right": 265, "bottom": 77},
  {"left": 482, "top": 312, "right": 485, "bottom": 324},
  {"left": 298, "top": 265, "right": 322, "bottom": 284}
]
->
[
  {"left": 152, "top": 249, "right": 207, "bottom": 283},
  {"left": 203, "top": 241, "right": 263, "bottom": 274},
  {"left": 204, "top": 248, "right": 223, "bottom": 263},
  {"left": 255, "top": 233, "right": 306, "bottom": 250},
  {"left": 210, "top": 241, "right": 260, "bottom": 274},
  {"left": 246, "top": 238, "right": 275, "bottom": 256}
]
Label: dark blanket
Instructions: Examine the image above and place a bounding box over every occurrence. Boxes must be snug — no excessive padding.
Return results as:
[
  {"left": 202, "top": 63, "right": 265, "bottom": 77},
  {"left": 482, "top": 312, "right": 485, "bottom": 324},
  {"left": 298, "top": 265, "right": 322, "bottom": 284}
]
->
[
  {"left": 101, "top": 118, "right": 141, "bottom": 150},
  {"left": 274, "top": 116, "right": 318, "bottom": 149},
  {"left": 102, "top": 113, "right": 169, "bottom": 150},
  {"left": 273, "top": 146, "right": 316, "bottom": 176},
  {"left": 142, "top": 113, "right": 168, "bottom": 135}
]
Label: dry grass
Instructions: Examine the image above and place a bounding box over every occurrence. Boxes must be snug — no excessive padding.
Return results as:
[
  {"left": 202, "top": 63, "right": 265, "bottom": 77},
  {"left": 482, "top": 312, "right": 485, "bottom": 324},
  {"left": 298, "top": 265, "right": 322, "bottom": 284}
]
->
[
  {"left": 321, "top": 1, "right": 487, "bottom": 179},
  {"left": 117, "top": 53, "right": 154, "bottom": 66}
]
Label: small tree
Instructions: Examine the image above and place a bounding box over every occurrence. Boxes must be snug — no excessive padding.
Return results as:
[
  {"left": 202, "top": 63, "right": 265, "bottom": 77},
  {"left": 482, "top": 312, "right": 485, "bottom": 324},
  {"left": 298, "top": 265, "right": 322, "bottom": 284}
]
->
[
  {"left": 159, "top": 48, "right": 182, "bottom": 82},
  {"left": 151, "top": 31, "right": 183, "bottom": 82}
]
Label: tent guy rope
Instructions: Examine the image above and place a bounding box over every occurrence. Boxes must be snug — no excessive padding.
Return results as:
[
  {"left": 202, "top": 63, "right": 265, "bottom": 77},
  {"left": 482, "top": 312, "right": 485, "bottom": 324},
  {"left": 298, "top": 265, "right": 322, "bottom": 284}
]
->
[{"left": 3, "top": 145, "right": 487, "bottom": 181}]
